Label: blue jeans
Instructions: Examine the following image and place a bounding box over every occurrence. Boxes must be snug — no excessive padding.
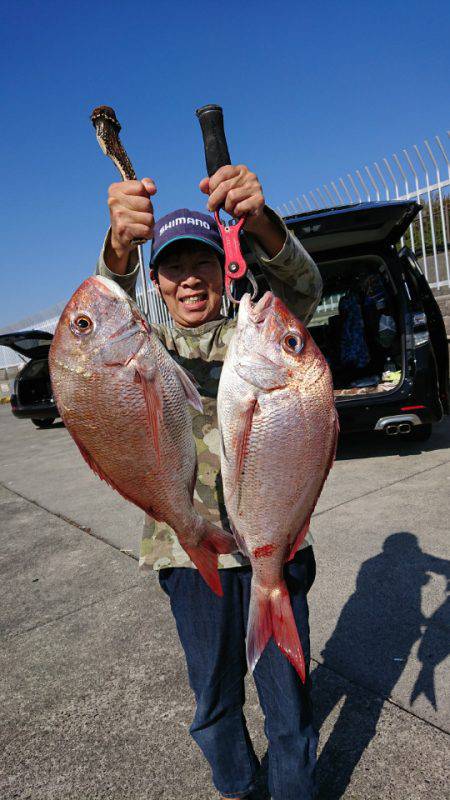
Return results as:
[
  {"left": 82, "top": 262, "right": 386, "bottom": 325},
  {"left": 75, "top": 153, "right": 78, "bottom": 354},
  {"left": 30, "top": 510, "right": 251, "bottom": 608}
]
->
[{"left": 159, "top": 546, "right": 317, "bottom": 800}]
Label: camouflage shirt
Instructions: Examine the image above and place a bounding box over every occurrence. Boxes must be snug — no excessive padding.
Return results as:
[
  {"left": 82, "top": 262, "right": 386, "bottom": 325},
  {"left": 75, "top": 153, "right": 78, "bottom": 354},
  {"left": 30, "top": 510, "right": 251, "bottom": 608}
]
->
[{"left": 96, "top": 207, "right": 323, "bottom": 571}]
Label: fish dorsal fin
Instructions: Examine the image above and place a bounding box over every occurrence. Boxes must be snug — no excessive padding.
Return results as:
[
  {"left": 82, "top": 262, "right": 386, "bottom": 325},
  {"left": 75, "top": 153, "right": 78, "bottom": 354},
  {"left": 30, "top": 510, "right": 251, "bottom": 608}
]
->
[{"left": 173, "top": 359, "right": 203, "bottom": 413}]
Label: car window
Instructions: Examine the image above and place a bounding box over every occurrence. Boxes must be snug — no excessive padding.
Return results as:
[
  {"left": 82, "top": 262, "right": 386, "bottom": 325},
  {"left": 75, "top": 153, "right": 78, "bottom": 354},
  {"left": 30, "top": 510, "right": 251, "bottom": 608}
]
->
[
  {"left": 309, "top": 292, "right": 344, "bottom": 327},
  {"left": 15, "top": 337, "right": 51, "bottom": 350}
]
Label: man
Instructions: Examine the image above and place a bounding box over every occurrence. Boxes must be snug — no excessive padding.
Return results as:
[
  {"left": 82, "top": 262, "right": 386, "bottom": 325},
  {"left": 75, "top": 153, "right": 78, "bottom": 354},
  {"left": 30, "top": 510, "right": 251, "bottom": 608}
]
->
[{"left": 96, "top": 165, "right": 323, "bottom": 800}]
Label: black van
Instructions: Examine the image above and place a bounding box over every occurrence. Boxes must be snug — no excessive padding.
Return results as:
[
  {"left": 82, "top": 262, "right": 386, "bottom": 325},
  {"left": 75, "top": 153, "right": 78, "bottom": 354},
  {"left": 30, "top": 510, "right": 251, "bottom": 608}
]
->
[
  {"left": 285, "top": 200, "right": 449, "bottom": 440},
  {"left": 0, "top": 330, "right": 59, "bottom": 428},
  {"left": 1, "top": 200, "right": 448, "bottom": 440}
]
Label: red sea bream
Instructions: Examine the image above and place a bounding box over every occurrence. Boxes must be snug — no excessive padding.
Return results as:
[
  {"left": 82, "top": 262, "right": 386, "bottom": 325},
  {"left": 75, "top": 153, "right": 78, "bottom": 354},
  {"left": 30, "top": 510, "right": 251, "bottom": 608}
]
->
[
  {"left": 218, "top": 291, "right": 339, "bottom": 680},
  {"left": 49, "top": 276, "right": 235, "bottom": 595}
]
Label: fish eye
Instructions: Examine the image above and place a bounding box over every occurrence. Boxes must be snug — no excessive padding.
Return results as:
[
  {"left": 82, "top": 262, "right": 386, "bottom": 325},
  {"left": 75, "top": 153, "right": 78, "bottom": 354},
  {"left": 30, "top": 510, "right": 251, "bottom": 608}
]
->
[
  {"left": 282, "top": 331, "right": 303, "bottom": 355},
  {"left": 72, "top": 314, "right": 93, "bottom": 334}
]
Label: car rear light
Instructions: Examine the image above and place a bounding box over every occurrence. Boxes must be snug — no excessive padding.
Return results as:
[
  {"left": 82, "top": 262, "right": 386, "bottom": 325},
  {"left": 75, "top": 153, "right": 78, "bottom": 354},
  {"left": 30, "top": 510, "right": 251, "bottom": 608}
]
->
[
  {"left": 413, "top": 312, "right": 429, "bottom": 346},
  {"left": 401, "top": 405, "right": 426, "bottom": 411}
]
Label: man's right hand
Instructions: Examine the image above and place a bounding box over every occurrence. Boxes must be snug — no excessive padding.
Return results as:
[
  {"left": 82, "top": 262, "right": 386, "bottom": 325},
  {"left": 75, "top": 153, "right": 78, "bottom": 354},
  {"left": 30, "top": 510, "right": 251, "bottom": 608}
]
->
[{"left": 105, "top": 178, "right": 157, "bottom": 274}]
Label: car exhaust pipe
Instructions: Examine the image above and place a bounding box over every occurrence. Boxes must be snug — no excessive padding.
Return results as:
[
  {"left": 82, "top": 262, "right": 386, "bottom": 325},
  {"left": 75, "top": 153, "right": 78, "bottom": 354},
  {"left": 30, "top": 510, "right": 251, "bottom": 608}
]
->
[
  {"left": 385, "top": 422, "right": 412, "bottom": 436},
  {"left": 386, "top": 423, "right": 400, "bottom": 436},
  {"left": 375, "top": 414, "right": 422, "bottom": 435}
]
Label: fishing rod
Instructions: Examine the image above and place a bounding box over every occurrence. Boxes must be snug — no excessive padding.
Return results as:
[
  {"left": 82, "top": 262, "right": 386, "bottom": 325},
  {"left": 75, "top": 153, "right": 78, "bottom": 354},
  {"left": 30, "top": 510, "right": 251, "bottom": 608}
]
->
[
  {"left": 90, "top": 106, "right": 150, "bottom": 318},
  {"left": 196, "top": 104, "right": 258, "bottom": 304}
]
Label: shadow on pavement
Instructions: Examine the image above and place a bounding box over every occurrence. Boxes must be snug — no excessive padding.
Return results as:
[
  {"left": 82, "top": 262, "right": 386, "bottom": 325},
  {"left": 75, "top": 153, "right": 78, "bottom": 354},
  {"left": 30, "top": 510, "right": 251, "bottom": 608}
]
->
[
  {"left": 312, "top": 532, "right": 450, "bottom": 799},
  {"left": 410, "top": 591, "right": 450, "bottom": 710}
]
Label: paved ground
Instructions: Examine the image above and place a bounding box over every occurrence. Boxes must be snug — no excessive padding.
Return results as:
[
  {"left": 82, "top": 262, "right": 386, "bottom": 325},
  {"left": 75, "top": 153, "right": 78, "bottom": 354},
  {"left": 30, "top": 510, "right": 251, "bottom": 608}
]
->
[{"left": 0, "top": 405, "right": 449, "bottom": 799}]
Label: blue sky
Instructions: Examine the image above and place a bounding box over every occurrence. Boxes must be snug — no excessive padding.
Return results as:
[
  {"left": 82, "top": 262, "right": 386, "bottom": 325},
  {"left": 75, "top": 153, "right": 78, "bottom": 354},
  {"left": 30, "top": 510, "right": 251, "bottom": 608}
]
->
[{"left": 1, "top": 0, "right": 449, "bottom": 326}]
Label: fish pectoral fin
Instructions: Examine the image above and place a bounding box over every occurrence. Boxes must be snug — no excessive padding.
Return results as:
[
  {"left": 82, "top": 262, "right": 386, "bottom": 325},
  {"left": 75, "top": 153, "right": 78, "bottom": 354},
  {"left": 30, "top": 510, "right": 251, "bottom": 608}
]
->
[
  {"left": 231, "top": 396, "right": 258, "bottom": 494},
  {"left": 235, "top": 359, "right": 288, "bottom": 391},
  {"left": 132, "top": 357, "right": 163, "bottom": 461},
  {"left": 172, "top": 360, "right": 203, "bottom": 413}
]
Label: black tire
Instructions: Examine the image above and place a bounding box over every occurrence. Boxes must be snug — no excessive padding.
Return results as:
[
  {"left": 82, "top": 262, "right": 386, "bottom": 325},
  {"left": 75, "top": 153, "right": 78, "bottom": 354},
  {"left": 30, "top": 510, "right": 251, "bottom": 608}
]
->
[
  {"left": 31, "top": 418, "right": 55, "bottom": 429},
  {"left": 409, "top": 423, "right": 432, "bottom": 442}
]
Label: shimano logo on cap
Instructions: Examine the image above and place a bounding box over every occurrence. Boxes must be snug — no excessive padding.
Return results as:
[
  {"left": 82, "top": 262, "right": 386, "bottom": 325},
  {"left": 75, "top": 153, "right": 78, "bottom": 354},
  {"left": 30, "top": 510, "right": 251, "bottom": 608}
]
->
[{"left": 159, "top": 217, "right": 211, "bottom": 236}]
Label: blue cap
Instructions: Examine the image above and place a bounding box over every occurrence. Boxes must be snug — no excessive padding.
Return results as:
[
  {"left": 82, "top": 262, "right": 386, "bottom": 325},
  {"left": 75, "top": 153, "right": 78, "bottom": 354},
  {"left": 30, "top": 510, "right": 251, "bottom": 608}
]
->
[{"left": 150, "top": 208, "right": 224, "bottom": 265}]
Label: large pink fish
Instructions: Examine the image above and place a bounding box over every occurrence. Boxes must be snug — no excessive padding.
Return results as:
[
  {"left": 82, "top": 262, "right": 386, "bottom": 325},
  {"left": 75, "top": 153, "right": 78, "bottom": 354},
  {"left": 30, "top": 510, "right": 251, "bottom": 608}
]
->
[
  {"left": 218, "top": 292, "right": 339, "bottom": 680},
  {"left": 49, "top": 276, "right": 235, "bottom": 595}
]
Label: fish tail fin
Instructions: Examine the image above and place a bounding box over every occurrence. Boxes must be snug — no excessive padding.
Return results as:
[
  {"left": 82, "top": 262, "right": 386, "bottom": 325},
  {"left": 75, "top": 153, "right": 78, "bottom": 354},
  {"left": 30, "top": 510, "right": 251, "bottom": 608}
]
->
[
  {"left": 246, "top": 584, "right": 273, "bottom": 673},
  {"left": 183, "top": 522, "right": 237, "bottom": 598},
  {"left": 247, "top": 581, "right": 306, "bottom": 683}
]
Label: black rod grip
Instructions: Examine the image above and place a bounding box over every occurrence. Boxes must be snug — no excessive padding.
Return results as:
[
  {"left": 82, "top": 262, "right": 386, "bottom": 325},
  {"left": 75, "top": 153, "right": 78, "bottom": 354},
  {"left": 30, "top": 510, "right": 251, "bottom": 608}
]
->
[{"left": 196, "top": 104, "right": 231, "bottom": 176}]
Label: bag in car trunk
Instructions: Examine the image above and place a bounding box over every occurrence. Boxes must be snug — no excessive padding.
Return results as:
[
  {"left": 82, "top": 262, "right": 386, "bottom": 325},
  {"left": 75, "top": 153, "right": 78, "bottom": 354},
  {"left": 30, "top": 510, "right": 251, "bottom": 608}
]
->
[{"left": 308, "top": 255, "right": 403, "bottom": 398}]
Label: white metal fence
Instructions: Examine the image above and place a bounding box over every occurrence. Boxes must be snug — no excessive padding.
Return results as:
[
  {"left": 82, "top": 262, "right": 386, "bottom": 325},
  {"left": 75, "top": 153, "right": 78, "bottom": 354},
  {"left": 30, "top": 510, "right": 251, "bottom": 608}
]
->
[
  {"left": 277, "top": 132, "right": 450, "bottom": 291},
  {"left": 2, "top": 132, "right": 449, "bottom": 372}
]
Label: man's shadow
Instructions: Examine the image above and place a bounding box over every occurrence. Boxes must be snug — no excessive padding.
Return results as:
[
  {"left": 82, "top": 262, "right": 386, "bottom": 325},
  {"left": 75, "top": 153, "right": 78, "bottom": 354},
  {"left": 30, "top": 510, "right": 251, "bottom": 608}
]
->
[{"left": 311, "top": 532, "right": 450, "bottom": 799}]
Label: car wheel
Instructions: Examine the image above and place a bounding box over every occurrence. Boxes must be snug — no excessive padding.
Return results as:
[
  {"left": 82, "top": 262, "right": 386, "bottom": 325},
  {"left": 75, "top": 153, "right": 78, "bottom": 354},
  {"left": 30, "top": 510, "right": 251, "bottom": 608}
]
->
[
  {"left": 32, "top": 418, "right": 55, "bottom": 429},
  {"left": 409, "top": 423, "right": 432, "bottom": 442}
]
